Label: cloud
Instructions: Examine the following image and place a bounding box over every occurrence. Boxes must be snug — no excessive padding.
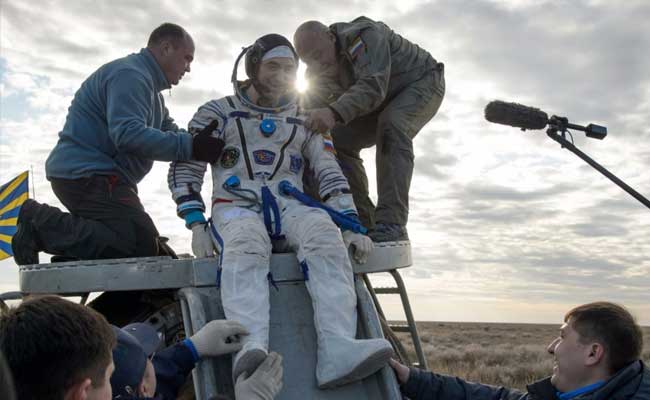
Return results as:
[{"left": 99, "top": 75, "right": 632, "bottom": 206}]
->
[{"left": 1, "top": 0, "right": 649, "bottom": 325}]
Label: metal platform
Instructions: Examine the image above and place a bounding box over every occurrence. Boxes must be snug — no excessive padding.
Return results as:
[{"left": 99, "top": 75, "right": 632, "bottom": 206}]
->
[
  {"left": 18, "top": 242, "right": 412, "bottom": 294},
  {"left": 14, "top": 241, "right": 422, "bottom": 399}
]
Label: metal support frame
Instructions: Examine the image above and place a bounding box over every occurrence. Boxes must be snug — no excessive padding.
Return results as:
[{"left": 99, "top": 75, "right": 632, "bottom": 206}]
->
[{"left": 362, "top": 269, "right": 428, "bottom": 370}]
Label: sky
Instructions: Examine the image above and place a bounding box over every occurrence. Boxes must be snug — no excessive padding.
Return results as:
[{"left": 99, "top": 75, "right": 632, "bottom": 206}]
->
[{"left": 1, "top": 0, "right": 649, "bottom": 325}]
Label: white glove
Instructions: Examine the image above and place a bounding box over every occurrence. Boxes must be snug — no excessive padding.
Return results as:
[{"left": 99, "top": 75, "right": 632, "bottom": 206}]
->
[
  {"left": 191, "top": 223, "right": 217, "bottom": 258},
  {"left": 189, "top": 319, "right": 249, "bottom": 357},
  {"left": 342, "top": 230, "right": 373, "bottom": 264},
  {"left": 235, "top": 352, "right": 283, "bottom": 400}
]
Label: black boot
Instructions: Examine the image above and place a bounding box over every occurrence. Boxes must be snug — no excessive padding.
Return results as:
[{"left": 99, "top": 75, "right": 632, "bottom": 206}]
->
[
  {"left": 11, "top": 200, "right": 40, "bottom": 265},
  {"left": 368, "top": 223, "right": 409, "bottom": 243}
]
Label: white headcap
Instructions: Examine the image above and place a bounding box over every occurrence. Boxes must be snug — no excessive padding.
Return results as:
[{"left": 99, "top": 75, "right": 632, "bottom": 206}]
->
[{"left": 262, "top": 45, "right": 295, "bottom": 61}]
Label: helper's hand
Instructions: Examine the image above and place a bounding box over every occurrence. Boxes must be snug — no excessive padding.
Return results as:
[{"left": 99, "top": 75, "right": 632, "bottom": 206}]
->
[
  {"left": 342, "top": 230, "right": 373, "bottom": 264},
  {"left": 235, "top": 352, "right": 283, "bottom": 400},
  {"left": 191, "top": 223, "right": 217, "bottom": 258},
  {"left": 389, "top": 358, "right": 410, "bottom": 384},
  {"left": 304, "top": 107, "right": 336, "bottom": 134},
  {"left": 188, "top": 320, "right": 249, "bottom": 357},
  {"left": 192, "top": 120, "right": 225, "bottom": 163}
]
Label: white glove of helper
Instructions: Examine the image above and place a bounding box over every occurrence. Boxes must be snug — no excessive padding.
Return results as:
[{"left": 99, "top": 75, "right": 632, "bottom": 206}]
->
[
  {"left": 188, "top": 319, "right": 249, "bottom": 357},
  {"left": 191, "top": 222, "right": 217, "bottom": 258},
  {"left": 235, "top": 352, "right": 283, "bottom": 400},
  {"left": 342, "top": 230, "right": 373, "bottom": 264}
]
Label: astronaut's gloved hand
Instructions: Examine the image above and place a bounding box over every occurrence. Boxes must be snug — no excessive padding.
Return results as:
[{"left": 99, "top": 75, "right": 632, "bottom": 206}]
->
[
  {"left": 342, "top": 230, "right": 373, "bottom": 264},
  {"left": 235, "top": 352, "right": 283, "bottom": 400},
  {"left": 191, "top": 223, "right": 217, "bottom": 258},
  {"left": 189, "top": 319, "right": 249, "bottom": 357}
]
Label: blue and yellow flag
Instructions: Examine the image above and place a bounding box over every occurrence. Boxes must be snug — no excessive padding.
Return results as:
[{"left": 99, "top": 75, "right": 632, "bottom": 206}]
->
[{"left": 0, "top": 171, "right": 29, "bottom": 260}]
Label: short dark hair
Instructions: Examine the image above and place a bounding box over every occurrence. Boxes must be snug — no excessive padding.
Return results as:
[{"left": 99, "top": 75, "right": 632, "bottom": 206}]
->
[
  {"left": 0, "top": 350, "right": 16, "bottom": 400},
  {"left": 0, "top": 295, "right": 116, "bottom": 400},
  {"left": 565, "top": 301, "right": 643, "bottom": 373},
  {"left": 147, "top": 22, "right": 188, "bottom": 47}
]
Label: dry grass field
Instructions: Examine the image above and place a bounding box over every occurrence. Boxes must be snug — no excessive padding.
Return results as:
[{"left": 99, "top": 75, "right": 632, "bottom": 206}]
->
[{"left": 395, "top": 321, "right": 650, "bottom": 391}]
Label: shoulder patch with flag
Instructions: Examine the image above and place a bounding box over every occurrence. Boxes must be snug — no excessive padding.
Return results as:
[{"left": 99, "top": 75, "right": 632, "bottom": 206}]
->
[
  {"left": 322, "top": 134, "right": 336, "bottom": 154},
  {"left": 0, "top": 171, "right": 29, "bottom": 260},
  {"left": 347, "top": 36, "right": 366, "bottom": 60}
]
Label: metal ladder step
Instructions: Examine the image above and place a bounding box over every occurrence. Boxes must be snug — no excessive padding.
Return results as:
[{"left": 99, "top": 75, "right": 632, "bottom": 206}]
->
[
  {"left": 388, "top": 324, "right": 412, "bottom": 333},
  {"left": 362, "top": 268, "right": 428, "bottom": 370},
  {"left": 373, "top": 287, "right": 400, "bottom": 294}
]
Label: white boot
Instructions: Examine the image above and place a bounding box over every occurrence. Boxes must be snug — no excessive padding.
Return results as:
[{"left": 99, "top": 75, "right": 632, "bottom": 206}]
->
[
  {"left": 213, "top": 210, "right": 272, "bottom": 382},
  {"left": 316, "top": 336, "right": 393, "bottom": 389},
  {"left": 302, "top": 252, "right": 393, "bottom": 388},
  {"left": 232, "top": 341, "right": 268, "bottom": 380},
  {"left": 283, "top": 209, "right": 394, "bottom": 388}
]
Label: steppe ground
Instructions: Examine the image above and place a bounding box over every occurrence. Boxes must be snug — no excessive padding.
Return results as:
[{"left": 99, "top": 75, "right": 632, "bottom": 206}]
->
[{"left": 395, "top": 321, "right": 650, "bottom": 391}]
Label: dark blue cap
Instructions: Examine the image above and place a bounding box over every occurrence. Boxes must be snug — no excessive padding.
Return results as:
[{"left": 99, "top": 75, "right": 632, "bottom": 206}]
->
[
  {"left": 121, "top": 323, "right": 161, "bottom": 357},
  {"left": 110, "top": 323, "right": 162, "bottom": 397}
]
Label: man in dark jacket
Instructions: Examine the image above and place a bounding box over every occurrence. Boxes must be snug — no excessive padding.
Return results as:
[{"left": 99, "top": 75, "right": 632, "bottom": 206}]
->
[
  {"left": 390, "top": 301, "right": 649, "bottom": 399},
  {"left": 111, "top": 320, "right": 283, "bottom": 399},
  {"left": 11, "top": 22, "right": 224, "bottom": 266},
  {"left": 294, "top": 17, "right": 445, "bottom": 242}
]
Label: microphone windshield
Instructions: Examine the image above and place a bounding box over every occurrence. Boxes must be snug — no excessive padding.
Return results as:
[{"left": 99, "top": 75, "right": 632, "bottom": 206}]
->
[{"left": 485, "top": 100, "right": 549, "bottom": 130}]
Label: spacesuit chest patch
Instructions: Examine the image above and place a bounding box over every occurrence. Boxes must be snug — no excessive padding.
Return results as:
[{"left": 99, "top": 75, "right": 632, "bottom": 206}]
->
[
  {"left": 289, "top": 154, "right": 303, "bottom": 173},
  {"left": 253, "top": 149, "right": 276, "bottom": 165},
  {"left": 220, "top": 147, "right": 240, "bottom": 168}
]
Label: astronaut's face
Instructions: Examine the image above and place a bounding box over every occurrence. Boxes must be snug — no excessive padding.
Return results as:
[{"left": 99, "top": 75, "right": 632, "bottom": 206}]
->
[{"left": 255, "top": 57, "right": 297, "bottom": 103}]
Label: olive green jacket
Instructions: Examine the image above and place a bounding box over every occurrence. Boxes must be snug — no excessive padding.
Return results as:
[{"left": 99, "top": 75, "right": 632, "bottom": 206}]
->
[{"left": 304, "top": 16, "right": 441, "bottom": 124}]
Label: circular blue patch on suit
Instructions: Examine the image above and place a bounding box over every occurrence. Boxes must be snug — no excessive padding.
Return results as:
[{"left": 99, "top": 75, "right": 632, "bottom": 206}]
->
[{"left": 260, "top": 119, "right": 276, "bottom": 137}]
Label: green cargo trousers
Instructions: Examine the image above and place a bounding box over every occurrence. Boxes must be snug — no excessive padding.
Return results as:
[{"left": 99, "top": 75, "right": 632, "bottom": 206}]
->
[{"left": 331, "top": 64, "right": 445, "bottom": 228}]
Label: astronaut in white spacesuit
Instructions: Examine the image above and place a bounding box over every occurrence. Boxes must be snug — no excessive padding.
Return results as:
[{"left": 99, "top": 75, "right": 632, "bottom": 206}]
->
[{"left": 168, "top": 34, "right": 393, "bottom": 389}]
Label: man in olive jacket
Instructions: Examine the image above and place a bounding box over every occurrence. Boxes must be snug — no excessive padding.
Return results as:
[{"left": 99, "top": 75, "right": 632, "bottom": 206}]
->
[
  {"left": 390, "top": 302, "right": 649, "bottom": 400},
  {"left": 294, "top": 17, "right": 445, "bottom": 242}
]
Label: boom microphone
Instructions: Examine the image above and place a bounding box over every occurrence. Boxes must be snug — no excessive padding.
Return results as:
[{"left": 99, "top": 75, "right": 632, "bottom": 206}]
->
[{"left": 485, "top": 100, "right": 549, "bottom": 130}]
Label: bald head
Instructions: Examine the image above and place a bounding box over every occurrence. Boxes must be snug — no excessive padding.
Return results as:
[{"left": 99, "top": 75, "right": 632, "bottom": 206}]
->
[
  {"left": 294, "top": 20, "right": 338, "bottom": 76},
  {"left": 294, "top": 20, "right": 330, "bottom": 53},
  {"left": 295, "top": 20, "right": 329, "bottom": 38}
]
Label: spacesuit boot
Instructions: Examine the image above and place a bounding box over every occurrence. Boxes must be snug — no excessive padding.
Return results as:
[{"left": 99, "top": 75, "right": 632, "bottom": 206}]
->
[
  {"left": 316, "top": 336, "right": 394, "bottom": 389},
  {"left": 303, "top": 254, "right": 393, "bottom": 388},
  {"left": 232, "top": 341, "right": 268, "bottom": 380},
  {"left": 217, "top": 211, "right": 273, "bottom": 381}
]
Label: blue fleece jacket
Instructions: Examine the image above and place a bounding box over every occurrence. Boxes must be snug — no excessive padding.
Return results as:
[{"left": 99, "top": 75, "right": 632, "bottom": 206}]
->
[{"left": 45, "top": 48, "right": 193, "bottom": 186}]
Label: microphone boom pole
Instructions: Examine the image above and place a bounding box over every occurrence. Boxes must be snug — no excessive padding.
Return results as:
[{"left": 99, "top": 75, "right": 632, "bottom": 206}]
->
[
  {"left": 545, "top": 122, "right": 650, "bottom": 210},
  {"left": 484, "top": 100, "right": 650, "bottom": 211}
]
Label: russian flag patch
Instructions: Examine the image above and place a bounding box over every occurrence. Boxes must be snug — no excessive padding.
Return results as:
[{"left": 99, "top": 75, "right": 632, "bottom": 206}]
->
[
  {"left": 322, "top": 134, "right": 336, "bottom": 154},
  {"left": 347, "top": 37, "right": 366, "bottom": 59}
]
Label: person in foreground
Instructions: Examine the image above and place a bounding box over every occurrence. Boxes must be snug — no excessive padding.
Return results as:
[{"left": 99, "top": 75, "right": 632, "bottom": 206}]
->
[
  {"left": 0, "top": 295, "right": 116, "bottom": 400},
  {"left": 0, "top": 350, "right": 17, "bottom": 400},
  {"left": 390, "top": 301, "right": 649, "bottom": 400},
  {"left": 111, "top": 320, "right": 282, "bottom": 399},
  {"left": 167, "top": 33, "right": 392, "bottom": 389}
]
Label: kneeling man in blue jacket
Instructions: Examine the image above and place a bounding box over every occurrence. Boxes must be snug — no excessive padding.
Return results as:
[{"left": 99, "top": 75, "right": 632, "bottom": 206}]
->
[
  {"left": 12, "top": 22, "right": 224, "bottom": 266},
  {"left": 391, "top": 301, "right": 648, "bottom": 400}
]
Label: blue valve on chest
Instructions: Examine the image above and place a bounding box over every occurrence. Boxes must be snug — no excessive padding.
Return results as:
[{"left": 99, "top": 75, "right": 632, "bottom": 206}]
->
[
  {"left": 224, "top": 176, "right": 241, "bottom": 188},
  {"left": 260, "top": 119, "right": 276, "bottom": 137}
]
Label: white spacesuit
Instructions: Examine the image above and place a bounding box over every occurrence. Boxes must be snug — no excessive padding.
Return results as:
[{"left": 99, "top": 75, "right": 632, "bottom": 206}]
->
[{"left": 168, "top": 35, "right": 392, "bottom": 389}]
